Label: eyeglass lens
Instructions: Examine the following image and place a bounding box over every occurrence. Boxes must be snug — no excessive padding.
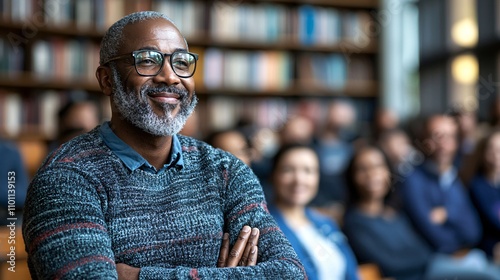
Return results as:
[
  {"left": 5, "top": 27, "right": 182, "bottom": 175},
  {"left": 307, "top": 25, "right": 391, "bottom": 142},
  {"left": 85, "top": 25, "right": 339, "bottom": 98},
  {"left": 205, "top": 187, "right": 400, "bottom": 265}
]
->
[{"left": 134, "top": 50, "right": 196, "bottom": 77}]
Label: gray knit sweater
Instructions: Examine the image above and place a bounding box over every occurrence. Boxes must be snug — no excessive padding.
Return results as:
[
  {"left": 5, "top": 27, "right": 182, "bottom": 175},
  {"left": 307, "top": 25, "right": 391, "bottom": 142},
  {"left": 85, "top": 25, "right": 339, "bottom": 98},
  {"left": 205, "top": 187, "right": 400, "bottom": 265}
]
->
[{"left": 22, "top": 127, "right": 306, "bottom": 279}]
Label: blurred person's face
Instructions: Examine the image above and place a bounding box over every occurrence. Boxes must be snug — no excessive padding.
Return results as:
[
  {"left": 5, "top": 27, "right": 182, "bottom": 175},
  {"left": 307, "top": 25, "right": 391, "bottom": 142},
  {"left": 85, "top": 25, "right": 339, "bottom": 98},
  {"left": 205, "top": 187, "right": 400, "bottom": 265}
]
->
[
  {"left": 457, "top": 112, "right": 476, "bottom": 136},
  {"left": 63, "top": 103, "right": 99, "bottom": 132},
  {"left": 485, "top": 133, "right": 500, "bottom": 174},
  {"left": 383, "top": 132, "right": 411, "bottom": 165},
  {"left": 353, "top": 148, "right": 391, "bottom": 201},
  {"left": 426, "top": 116, "right": 458, "bottom": 165},
  {"left": 376, "top": 109, "right": 399, "bottom": 132},
  {"left": 280, "top": 116, "right": 314, "bottom": 145},
  {"left": 327, "top": 102, "right": 356, "bottom": 131},
  {"left": 212, "top": 131, "right": 251, "bottom": 165},
  {"left": 273, "top": 148, "right": 319, "bottom": 207}
]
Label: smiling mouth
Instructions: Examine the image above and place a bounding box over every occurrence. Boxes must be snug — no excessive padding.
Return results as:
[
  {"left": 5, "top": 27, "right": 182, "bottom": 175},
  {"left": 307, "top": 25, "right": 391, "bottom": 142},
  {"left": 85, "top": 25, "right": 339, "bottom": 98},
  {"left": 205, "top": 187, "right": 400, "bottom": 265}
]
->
[{"left": 148, "top": 92, "right": 181, "bottom": 104}]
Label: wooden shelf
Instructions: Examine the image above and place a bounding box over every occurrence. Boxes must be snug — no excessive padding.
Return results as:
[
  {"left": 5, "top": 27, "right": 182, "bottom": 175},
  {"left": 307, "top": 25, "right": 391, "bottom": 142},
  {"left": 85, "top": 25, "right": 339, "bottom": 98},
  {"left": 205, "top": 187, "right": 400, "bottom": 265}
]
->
[
  {"left": 188, "top": 36, "right": 378, "bottom": 54},
  {"left": 197, "top": 81, "right": 378, "bottom": 98},
  {"left": 255, "top": 0, "right": 379, "bottom": 9},
  {"left": 0, "top": 20, "right": 104, "bottom": 39},
  {"left": 0, "top": 73, "right": 100, "bottom": 92},
  {"left": 0, "top": 73, "right": 377, "bottom": 98}
]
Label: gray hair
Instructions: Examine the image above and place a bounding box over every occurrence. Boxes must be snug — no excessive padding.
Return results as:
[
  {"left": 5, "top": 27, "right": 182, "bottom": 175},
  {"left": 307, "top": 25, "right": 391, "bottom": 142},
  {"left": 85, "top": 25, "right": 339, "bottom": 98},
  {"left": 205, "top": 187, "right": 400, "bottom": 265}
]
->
[{"left": 99, "top": 11, "right": 187, "bottom": 65}]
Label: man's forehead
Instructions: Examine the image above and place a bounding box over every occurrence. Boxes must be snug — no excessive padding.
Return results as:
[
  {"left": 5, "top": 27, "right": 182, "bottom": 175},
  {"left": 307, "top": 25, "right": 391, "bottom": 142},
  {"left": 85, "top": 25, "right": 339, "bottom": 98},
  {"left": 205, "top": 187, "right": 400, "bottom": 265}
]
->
[{"left": 121, "top": 19, "right": 186, "bottom": 50}]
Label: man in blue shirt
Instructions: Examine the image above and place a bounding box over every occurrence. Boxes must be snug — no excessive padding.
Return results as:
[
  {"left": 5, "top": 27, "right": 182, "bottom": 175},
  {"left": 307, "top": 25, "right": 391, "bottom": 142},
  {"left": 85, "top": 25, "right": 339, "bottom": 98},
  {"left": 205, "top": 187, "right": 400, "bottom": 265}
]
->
[{"left": 401, "top": 115, "right": 500, "bottom": 279}]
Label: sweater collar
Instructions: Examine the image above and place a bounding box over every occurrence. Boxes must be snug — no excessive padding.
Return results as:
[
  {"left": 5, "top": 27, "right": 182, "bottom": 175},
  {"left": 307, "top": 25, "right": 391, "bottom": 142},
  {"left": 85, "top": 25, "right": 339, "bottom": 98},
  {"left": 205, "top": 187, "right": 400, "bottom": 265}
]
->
[{"left": 98, "top": 122, "right": 184, "bottom": 173}]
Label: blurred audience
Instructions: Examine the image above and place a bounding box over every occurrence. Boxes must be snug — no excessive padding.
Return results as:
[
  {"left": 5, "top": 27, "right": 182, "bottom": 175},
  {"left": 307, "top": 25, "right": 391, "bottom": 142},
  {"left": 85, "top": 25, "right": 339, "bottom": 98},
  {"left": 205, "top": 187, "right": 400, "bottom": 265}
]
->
[
  {"left": 268, "top": 143, "right": 359, "bottom": 280},
  {"left": 400, "top": 114, "right": 500, "bottom": 279},
  {"left": 469, "top": 129, "right": 500, "bottom": 262},
  {"left": 343, "top": 145, "right": 499, "bottom": 280}
]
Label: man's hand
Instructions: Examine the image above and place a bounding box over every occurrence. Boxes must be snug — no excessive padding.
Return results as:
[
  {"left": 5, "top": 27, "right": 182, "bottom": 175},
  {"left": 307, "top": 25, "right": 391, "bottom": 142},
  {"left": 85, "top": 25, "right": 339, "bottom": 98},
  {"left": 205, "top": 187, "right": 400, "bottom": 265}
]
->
[
  {"left": 116, "top": 263, "right": 140, "bottom": 280},
  {"left": 430, "top": 207, "right": 448, "bottom": 224},
  {"left": 217, "top": 225, "right": 260, "bottom": 267}
]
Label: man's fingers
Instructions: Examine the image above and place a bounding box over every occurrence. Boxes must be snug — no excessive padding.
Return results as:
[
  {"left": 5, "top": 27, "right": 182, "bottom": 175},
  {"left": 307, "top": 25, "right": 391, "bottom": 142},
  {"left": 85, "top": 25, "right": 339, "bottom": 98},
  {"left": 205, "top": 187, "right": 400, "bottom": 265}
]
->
[
  {"left": 246, "top": 246, "right": 258, "bottom": 266},
  {"left": 226, "top": 225, "right": 252, "bottom": 267},
  {"left": 217, "top": 233, "right": 230, "bottom": 267},
  {"left": 242, "top": 228, "right": 259, "bottom": 265}
]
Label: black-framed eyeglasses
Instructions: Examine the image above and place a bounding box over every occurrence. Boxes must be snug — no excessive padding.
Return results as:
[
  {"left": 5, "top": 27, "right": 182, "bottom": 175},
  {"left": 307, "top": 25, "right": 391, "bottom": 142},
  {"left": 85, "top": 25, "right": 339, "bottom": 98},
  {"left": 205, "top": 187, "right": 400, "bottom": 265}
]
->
[{"left": 103, "top": 50, "right": 198, "bottom": 78}]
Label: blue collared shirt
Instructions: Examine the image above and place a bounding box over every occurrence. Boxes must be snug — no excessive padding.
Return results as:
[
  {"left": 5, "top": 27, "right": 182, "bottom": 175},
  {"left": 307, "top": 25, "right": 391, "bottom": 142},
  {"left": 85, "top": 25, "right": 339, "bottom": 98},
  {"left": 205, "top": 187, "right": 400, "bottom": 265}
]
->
[{"left": 99, "top": 122, "right": 184, "bottom": 174}]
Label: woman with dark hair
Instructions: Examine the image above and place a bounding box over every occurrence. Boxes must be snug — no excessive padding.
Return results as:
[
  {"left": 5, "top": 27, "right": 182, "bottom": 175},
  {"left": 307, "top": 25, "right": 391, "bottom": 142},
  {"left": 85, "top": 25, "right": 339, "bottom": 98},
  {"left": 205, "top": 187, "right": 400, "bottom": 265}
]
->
[
  {"left": 343, "top": 145, "right": 500, "bottom": 280},
  {"left": 268, "top": 144, "right": 359, "bottom": 280},
  {"left": 343, "top": 145, "right": 431, "bottom": 280}
]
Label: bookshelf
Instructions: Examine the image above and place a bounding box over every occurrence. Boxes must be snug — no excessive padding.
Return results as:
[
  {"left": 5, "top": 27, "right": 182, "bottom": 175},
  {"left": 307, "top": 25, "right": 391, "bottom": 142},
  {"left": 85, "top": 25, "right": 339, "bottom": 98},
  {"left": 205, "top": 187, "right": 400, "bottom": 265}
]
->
[{"left": 0, "top": 0, "right": 379, "bottom": 142}]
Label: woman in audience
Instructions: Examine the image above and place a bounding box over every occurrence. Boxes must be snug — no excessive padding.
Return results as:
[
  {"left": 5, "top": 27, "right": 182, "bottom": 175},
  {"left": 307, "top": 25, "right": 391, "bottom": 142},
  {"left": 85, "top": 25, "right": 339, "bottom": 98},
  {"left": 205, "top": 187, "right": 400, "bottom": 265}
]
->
[
  {"left": 343, "top": 145, "right": 431, "bottom": 280},
  {"left": 268, "top": 143, "right": 359, "bottom": 280},
  {"left": 469, "top": 129, "right": 500, "bottom": 262},
  {"left": 343, "top": 145, "right": 500, "bottom": 280}
]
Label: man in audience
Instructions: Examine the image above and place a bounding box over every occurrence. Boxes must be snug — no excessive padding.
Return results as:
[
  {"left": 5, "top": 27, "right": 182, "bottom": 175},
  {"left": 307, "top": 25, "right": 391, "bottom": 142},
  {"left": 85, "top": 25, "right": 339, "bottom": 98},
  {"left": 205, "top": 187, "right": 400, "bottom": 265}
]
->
[
  {"left": 310, "top": 99, "right": 357, "bottom": 221},
  {"left": 22, "top": 11, "right": 305, "bottom": 279},
  {"left": 401, "top": 114, "right": 500, "bottom": 279}
]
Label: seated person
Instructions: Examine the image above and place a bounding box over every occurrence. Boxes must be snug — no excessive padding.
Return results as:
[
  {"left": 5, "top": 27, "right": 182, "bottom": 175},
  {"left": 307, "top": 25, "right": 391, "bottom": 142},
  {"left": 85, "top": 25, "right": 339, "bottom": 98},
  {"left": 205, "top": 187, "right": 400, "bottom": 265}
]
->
[
  {"left": 401, "top": 115, "right": 500, "bottom": 279},
  {"left": 22, "top": 11, "right": 305, "bottom": 279},
  {"left": 343, "top": 145, "right": 490, "bottom": 280},
  {"left": 205, "top": 128, "right": 252, "bottom": 166},
  {"left": 268, "top": 143, "right": 359, "bottom": 280},
  {"left": 469, "top": 129, "right": 500, "bottom": 261}
]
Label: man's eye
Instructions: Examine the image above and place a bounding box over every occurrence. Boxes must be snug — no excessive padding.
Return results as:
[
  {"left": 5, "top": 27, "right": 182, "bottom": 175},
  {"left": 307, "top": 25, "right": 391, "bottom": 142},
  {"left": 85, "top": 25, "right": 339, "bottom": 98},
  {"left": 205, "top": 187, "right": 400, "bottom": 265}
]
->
[
  {"left": 137, "top": 58, "right": 159, "bottom": 66},
  {"left": 173, "top": 59, "right": 189, "bottom": 69}
]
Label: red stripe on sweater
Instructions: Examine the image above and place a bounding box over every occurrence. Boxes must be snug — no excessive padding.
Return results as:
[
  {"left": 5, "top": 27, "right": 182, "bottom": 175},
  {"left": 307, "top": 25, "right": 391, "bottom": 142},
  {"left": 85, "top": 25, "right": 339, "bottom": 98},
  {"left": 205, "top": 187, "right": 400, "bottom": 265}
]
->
[
  {"left": 228, "top": 202, "right": 267, "bottom": 222},
  {"left": 189, "top": 268, "right": 200, "bottom": 280},
  {"left": 280, "top": 257, "right": 308, "bottom": 280},
  {"left": 54, "top": 255, "right": 114, "bottom": 280},
  {"left": 259, "top": 226, "right": 280, "bottom": 235},
  {"left": 29, "top": 222, "right": 107, "bottom": 254}
]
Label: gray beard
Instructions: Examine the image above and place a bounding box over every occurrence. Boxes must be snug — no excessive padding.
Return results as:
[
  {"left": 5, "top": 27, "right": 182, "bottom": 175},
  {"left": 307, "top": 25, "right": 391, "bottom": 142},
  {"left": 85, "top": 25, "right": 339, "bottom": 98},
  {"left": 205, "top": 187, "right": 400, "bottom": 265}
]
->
[{"left": 110, "top": 67, "right": 197, "bottom": 136}]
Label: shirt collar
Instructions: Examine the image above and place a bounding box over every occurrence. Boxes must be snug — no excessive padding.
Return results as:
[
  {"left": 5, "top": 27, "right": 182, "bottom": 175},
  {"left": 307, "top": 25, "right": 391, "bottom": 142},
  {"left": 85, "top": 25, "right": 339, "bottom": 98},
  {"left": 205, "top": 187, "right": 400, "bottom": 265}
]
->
[
  {"left": 99, "top": 122, "right": 184, "bottom": 173},
  {"left": 423, "top": 160, "right": 457, "bottom": 190}
]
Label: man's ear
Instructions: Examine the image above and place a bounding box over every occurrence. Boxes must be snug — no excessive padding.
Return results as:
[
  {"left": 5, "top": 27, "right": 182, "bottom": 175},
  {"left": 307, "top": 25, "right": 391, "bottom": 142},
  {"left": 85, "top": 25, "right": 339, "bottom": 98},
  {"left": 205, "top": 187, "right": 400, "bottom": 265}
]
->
[{"left": 96, "top": 66, "right": 113, "bottom": 96}]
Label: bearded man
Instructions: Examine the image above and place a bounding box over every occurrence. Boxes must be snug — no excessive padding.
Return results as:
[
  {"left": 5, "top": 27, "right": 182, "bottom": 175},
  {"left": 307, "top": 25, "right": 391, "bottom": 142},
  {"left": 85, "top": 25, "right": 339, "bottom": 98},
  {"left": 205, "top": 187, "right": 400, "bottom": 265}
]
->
[{"left": 22, "top": 11, "right": 305, "bottom": 280}]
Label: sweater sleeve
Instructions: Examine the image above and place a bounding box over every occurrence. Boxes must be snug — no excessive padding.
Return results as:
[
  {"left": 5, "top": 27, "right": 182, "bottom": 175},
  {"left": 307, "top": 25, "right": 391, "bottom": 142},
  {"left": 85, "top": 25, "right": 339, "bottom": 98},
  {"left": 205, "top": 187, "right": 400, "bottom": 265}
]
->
[
  {"left": 139, "top": 161, "right": 307, "bottom": 279},
  {"left": 22, "top": 165, "right": 117, "bottom": 279}
]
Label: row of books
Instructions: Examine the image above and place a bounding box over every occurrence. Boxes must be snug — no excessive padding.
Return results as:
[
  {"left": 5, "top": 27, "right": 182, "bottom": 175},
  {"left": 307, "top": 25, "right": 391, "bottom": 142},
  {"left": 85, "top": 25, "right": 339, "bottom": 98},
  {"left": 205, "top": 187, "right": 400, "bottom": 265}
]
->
[
  {"left": 210, "top": 3, "right": 373, "bottom": 46},
  {"left": 1, "top": 0, "right": 206, "bottom": 38},
  {"left": 1, "top": 40, "right": 373, "bottom": 92},
  {"left": 1, "top": 0, "right": 374, "bottom": 47},
  {"left": 31, "top": 39, "right": 100, "bottom": 81},
  {"left": 202, "top": 48, "right": 294, "bottom": 91},
  {"left": 0, "top": 38, "right": 24, "bottom": 74},
  {"left": 200, "top": 48, "right": 373, "bottom": 91},
  {"left": 0, "top": 90, "right": 66, "bottom": 138},
  {"left": 0, "top": 90, "right": 107, "bottom": 139}
]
